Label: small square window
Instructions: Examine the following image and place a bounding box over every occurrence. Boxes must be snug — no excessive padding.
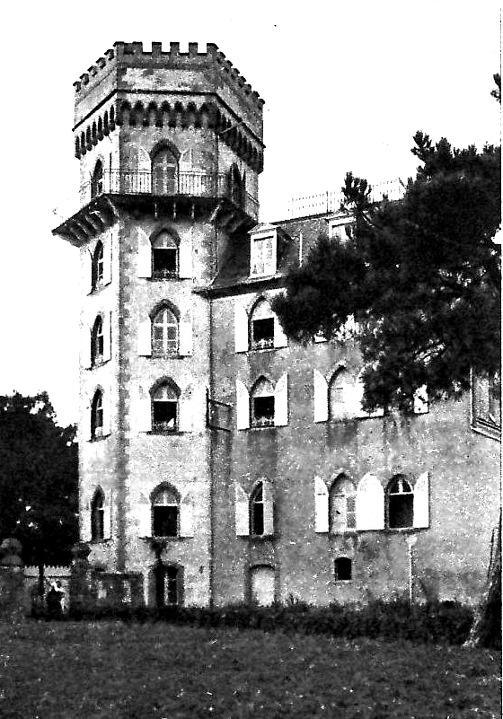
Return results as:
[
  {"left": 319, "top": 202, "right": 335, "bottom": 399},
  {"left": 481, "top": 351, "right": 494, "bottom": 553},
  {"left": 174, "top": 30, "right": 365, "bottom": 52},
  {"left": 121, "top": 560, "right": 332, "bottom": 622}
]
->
[
  {"left": 252, "top": 318, "right": 275, "bottom": 350},
  {"left": 153, "top": 248, "right": 177, "bottom": 277},
  {"left": 334, "top": 557, "right": 352, "bottom": 581},
  {"left": 253, "top": 396, "right": 275, "bottom": 427}
]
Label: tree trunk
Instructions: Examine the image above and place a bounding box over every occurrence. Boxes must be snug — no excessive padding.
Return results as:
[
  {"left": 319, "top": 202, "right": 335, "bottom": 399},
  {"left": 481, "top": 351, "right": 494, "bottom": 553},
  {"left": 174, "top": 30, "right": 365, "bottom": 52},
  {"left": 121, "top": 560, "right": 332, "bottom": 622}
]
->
[{"left": 465, "top": 512, "right": 501, "bottom": 649}]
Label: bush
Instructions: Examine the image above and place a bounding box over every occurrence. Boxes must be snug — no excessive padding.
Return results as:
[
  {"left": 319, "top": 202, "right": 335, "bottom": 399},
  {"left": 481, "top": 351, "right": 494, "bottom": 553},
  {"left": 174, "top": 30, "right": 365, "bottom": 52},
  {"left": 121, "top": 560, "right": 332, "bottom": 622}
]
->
[{"left": 64, "top": 597, "right": 474, "bottom": 645}]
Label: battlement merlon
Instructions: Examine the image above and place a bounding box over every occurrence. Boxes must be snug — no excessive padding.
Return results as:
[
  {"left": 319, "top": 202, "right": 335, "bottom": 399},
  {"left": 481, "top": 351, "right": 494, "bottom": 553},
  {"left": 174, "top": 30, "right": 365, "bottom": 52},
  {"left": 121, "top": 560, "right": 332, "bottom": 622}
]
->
[{"left": 73, "top": 41, "right": 265, "bottom": 130}]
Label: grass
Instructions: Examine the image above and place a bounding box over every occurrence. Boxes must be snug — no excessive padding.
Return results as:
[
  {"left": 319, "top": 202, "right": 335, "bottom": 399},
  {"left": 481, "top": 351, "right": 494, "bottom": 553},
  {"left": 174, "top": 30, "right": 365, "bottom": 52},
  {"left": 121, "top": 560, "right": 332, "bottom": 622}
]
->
[{"left": 0, "top": 620, "right": 500, "bottom": 719}]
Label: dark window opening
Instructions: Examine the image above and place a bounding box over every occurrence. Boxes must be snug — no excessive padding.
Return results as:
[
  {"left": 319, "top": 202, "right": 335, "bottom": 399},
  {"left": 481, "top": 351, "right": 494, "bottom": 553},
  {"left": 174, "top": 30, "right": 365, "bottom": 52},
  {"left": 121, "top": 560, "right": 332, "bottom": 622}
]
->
[
  {"left": 153, "top": 248, "right": 177, "bottom": 277},
  {"left": 92, "top": 242, "right": 104, "bottom": 290},
  {"left": 388, "top": 477, "right": 414, "bottom": 529},
  {"left": 91, "top": 391, "right": 104, "bottom": 439},
  {"left": 91, "top": 160, "right": 104, "bottom": 199},
  {"left": 251, "top": 484, "right": 264, "bottom": 535},
  {"left": 153, "top": 505, "right": 178, "bottom": 537},
  {"left": 153, "top": 400, "right": 177, "bottom": 432},
  {"left": 252, "top": 318, "right": 274, "bottom": 350},
  {"left": 154, "top": 565, "right": 181, "bottom": 608},
  {"left": 91, "top": 317, "right": 104, "bottom": 365},
  {"left": 334, "top": 557, "right": 352, "bottom": 581},
  {"left": 91, "top": 491, "right": 104, "bottom": 542},
  {"left": 253, "top": 396, "right": 275, "bottom": 427}
]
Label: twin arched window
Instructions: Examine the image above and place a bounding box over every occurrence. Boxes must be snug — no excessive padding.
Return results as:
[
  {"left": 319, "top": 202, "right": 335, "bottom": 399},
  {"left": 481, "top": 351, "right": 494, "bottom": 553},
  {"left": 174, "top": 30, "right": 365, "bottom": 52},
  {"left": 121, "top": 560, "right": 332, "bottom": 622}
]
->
[
  {"left": 152, "top": 145, "right": 178, "bottom": 194},
  {"left": 152, "top": 306, "right": 179, "bottom": 356}
]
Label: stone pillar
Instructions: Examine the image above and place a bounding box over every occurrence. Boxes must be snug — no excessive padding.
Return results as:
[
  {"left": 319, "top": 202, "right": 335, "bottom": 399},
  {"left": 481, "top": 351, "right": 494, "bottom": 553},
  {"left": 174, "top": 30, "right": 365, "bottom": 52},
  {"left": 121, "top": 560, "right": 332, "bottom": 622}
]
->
[
  {"left": 69, "top": 542, "right": 94, "bottom": 615},
  {"left": 0, "top": 539, "right": 25, "bottom": 623}
]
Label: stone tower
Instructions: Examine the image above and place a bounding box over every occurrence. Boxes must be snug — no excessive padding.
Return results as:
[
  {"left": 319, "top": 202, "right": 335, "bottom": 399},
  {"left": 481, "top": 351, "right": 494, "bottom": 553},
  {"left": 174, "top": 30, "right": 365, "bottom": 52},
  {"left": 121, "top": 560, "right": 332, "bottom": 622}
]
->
[{"left": 54, "top": 41, "right": 264, "bottom": 607}]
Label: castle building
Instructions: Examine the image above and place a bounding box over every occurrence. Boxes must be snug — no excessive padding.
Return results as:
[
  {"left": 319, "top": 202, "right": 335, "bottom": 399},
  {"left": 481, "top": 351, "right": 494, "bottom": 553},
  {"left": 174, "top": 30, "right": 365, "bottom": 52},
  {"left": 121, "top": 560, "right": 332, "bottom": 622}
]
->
[{"left": 54, "top": 42, "right": 500, "bottom": 609}]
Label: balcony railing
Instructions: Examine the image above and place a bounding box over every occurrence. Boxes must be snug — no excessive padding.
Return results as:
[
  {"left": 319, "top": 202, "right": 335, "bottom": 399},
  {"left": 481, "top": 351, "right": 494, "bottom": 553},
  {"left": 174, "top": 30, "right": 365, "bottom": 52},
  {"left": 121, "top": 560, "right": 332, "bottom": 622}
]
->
[{"left": 81, "top": 170, "right": 259, "bottom": 221}]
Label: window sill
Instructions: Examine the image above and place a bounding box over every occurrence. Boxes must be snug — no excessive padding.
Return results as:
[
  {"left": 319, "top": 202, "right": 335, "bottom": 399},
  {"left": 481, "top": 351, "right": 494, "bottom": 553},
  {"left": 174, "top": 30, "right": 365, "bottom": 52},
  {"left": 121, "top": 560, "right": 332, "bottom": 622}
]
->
[
  {"left": 149, "top": 429, "right": 183, "bottom": 435},
  {"left": 151, "top": 353, "right": 181, "bottom": 360},
  {"left": 89, "top": 358, "right": 110, "bottom": 369},
  {"left": 151, "top": 273, "right": 181, "bottom": 281},
  {"left": 89, "top": 433, "right": 110, "bottom": 442}
]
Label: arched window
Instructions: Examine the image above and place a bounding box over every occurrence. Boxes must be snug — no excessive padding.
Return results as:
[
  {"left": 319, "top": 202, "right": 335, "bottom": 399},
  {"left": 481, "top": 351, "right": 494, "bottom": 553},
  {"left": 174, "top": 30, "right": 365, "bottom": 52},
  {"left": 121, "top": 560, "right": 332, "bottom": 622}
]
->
[
  {"left": 387, "top": 475, "right": 414, "bottom": 529},
  {"left": 91, "top": 389, "right": 104, "bottom": 439},
  {"left": 151, "top": 485, "right": 179, "bottom": 537},
  {"left": 250, "top": 299, "right": 275, "bottom": 350},
  {"left": 329, "top": 474, "right": 356, "bottom": 533},
  {"left": 91, "top": 241, "right": 104, "bottom": 290},
  {"left": 91, "top": 488, "right": 105, "bottom": 542},
  {"left": 152, "top": 231, "right": 178, "bottom": 278},
  {"left": 250, "top": 377, "right": 275, "bottom": 427},
  {"left": 329, "top": 367, "right": 356, "bottom": 420},
  {"left": 334, "top": 557, "right": 352, "bottom": 581},
  {"left": 229, "top": 164, "right": 244, "bottom": 207},
  {"left": 152, "top": 382, "right": 179, "bottom": 432},
  {"left": 151, "top": 145, "right": 178, "bottom": 194},
  {"left": 152, "top": 306, "right": 179, "bottom": 356},
  {"left": 91, "top": 160, "right": 104, "bottom": 198},
  {"left": 91, "top": 316, "right": 104, "bottom": 366},
  {"left": 154, "top": 564, "right": 182, "bottom": 607},
  {"left": 250, "top": 482, "right": 265, "bottom": 536}
]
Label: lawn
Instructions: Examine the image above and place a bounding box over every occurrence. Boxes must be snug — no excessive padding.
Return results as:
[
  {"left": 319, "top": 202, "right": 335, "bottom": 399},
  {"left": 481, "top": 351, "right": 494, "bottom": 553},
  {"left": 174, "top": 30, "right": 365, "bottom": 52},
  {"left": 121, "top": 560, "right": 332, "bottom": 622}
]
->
[{"left": 0, "top": 620, "right": 500, "bottom": 719}]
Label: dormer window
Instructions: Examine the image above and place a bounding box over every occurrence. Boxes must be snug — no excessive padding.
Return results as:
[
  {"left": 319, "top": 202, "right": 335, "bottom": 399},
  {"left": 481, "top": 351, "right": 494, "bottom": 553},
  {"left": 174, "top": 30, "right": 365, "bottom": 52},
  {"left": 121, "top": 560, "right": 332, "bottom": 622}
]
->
[
  {"left": 249, "top": 225, "right": 278, "bottom": 277},
  {"left": 329, "top": 221, "right": 351, "bottom": 242}
]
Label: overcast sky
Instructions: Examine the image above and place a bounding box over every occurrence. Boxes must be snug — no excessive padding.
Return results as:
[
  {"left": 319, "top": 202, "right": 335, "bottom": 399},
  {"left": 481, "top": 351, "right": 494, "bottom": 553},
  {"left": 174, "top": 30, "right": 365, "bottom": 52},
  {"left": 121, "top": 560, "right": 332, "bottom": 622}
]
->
[{"left": 0, "top": 1, "right": 500, "bottom": 426}]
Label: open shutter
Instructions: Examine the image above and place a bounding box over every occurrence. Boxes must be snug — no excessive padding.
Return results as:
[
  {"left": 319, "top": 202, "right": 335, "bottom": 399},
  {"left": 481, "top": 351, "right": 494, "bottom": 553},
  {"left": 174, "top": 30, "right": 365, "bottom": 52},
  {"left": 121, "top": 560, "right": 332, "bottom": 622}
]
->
[
  {"left": 414, "top": 386, "right": 429, "bottom": 415},
  {"left": 180, "top": 490, "right": 194, "bottom": 537},
  {"left": 86, "top": 248, "right": 94, "bottom": 294},
  {"left": 82, "top": 325, "right": 92, "bottom": 370},
  {"left": 136, "top": 500, "right": 152, "bottom": 538},
  {"left": 234, "top": 301, "right": 249, "bottom": 353},
  {"left": 274, "top": 316, "right": 288, "bottom": 348},
  {"left": 81, "top": 397, "right": 92, "bottom": 442},
  {"left": 103, "top": 491, "right": 112, "bottom": 540},
  {"left": 103, "top": 235, "right": 112, "bottom": 285},
  {"left": 137, "top": 228, "right": 152, "bottom": 278},
  {"left": 81, "top": 497, "right": 92, "bottom": 542},
  {"left": 313, "top": 369, "right": 329, "bottom": 423},
  {"left": 102, "top": 388, "right": 112, "bottom": 436},
  {"left": 136, "top": 390, "right": 152, "bottom": 433},
  {"left": 138, "top": 318, "right": 152, "bottom": 356},
  {"left": 356, "top": 474, "right": 385, "bottom": 530},
  {"left": 179, "top": 309, "right": 193, "bottom": 356},
  {"left": 262, "top": 480, "right": 274, "bottom": 536},
  {"left": 178, "top": 385, "right": 193, "bottom": 432},
  {"left": 235, "top": 484, "right": 250, "bottom": 536},
  {"left": 314, "top": 476, "right": 329, "bottom": 532},
  {"left": 236, "top": 379, "right": 250, "bottom": 430},
  {"left": 178, "top": 237, "right": 193, "bottom": 279},
  {"left": 103, "top": 311, "right": 112, "bottom": 362},
  {"left": 274, "top": 373, "right": 288, "bottom": 426},
  {"left": 413, "top": 471, "right": 429, "bottom": 528}
]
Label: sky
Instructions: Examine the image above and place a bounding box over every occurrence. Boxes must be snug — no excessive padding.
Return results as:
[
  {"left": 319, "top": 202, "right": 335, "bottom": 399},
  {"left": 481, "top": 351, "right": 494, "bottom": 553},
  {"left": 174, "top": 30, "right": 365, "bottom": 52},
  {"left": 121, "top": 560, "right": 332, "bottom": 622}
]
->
[{"left": 0, "top": 1, "right": 500, "bottom": 426}]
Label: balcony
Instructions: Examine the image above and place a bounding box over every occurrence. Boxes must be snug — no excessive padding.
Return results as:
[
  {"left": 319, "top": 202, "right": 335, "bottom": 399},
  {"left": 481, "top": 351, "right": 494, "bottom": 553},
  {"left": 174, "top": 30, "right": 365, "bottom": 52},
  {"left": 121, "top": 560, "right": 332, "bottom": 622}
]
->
[{"left": 81, "top": 170, "right": 259, "bottom": 221}]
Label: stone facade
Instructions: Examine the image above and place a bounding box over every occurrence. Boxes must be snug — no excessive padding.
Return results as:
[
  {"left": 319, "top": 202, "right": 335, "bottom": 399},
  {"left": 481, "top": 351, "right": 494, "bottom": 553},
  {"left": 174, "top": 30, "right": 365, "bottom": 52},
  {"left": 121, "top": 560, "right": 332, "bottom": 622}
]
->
[{"left": 54, "top": 42, "right": 500, "bottom": 610}]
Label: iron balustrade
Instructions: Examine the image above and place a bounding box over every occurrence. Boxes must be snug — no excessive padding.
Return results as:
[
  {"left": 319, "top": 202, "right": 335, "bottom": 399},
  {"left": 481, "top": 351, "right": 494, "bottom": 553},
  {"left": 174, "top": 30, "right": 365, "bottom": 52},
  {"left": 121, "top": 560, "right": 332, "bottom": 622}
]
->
[{"left": 81, "top": 170, "right": 259, "bottom": 220}]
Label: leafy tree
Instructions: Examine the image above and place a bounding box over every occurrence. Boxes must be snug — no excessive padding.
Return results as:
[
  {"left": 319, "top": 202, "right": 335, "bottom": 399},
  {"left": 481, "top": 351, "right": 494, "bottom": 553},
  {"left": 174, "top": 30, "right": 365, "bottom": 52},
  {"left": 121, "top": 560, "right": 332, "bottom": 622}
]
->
[
  {"left": 0, "top": 392, "right": 78, "bottom": 567},
  {"left": 273, "top": 133, "right": 500, "bottom": 412}
]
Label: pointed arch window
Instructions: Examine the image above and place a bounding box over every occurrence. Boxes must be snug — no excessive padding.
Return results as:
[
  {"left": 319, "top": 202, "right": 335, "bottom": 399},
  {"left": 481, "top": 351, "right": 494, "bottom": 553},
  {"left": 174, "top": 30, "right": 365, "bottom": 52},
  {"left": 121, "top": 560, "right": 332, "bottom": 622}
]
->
[
  {"left": 154, "top": 564, "right": 183, "bottom": 607},
  {"left": 152, "top": 306, "right": 179, "bottom": 356},
  {"left": 91, "top": 389, "right": 104, "bottom": 439},
  {"left": 91, "top": 160, "right": 104, "bottom": 198},
  {"left": 329, "top": 367, "right": 357, "bottom": 420},
  {"left": 250, "top": 483, "right": 265, "bottom": 536},
  {"left": 152, "top": 486, "right": 180, "bottom": 537},
  {"left": 152, "top": 382, "right": 179, "bottom": 432},
  {"left": 250, "top": 299, "right": 275, "bottom": 350},
  {"left": 91, "top": 316, "right": 104, "bottom": 366},
  {"left": 229, "top": 164, "right": 244, "bottom": 208},
  {"left": 387, "top": 475, "right": 414, "bottom": 529},
  {"left": 251, "top": 377, "right": 275, "bottom": 427},
  {"left": 329, "top": 475, "right": 356, "bottom": 533},
  {"left": 151, "top": 145, "right": 178, "bottom": 195},
  {"left": 91, "top": 488, "right": 105, "bottom": 542},
  {"left": 92, "top": 241, "right": 104, "bottom": 290},
  {"left": 152, "top": 231, "right": 178, "bottom": 278}
]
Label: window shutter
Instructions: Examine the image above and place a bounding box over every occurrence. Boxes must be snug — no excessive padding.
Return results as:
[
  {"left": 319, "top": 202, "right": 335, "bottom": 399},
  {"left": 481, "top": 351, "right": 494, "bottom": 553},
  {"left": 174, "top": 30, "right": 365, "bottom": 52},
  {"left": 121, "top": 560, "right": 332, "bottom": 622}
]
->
[
  {"left": 274, "top": 373, "right": 288, "bottom": 426},
  {"left": 137, "top": 228, "right": 152, "bottom": 278},
  {"left": 86, "top": 248, "right": 94, "bottom": 294},
  {"left": 103, "top": 236, "right": 112, "bottom": 286},
  {"left": 103, "top": 491, "right": 112, "bottom": 540},
  {"left": 413, "top": 471, "right": 429, "bottom": 528},
  {"left": 314, "top": 476, "right": 329, "bottom": 532},
  {"left": 136, "top": 392, "right": 152, "bottom": 433},
  {"left": 414, "top": 386, "right": 429, "bottom": 415},
  {"left": 274, "top": 316, "right": 288, "bottom": 348},
  {"left": 136, "top": 501, "right": 152, "bottom": 538},
  {"left": 235, "top": 484, "right": 250, "bottom": 536},
  {"left": 102, "top": 389, "right": 112, "bottom": 436},
  {"left": 262, "top": 480, "right": 274, "bottom": 536},
  {"left": 81, "top": 399, "right": 92, "bottom": 442},
  {"left": 178, "top": 385, "right": 193, "bottom": 432},
  {"left": 103, "top": 311, "right": 112, "bottom": 362},
  {"left": 313, "top": 369, "right": 329, "bottom": 423},
  {"left": 234, "top": 301, "right": 249, "bottom": 353},
  {"left": 178, "top": 237, "right": 193, "bottom": 279},
  {"left": 236, "top": 379, "right": 250, "bottom": 430},
  {"left": 81, "top": 500, "right": 92, "bottom": 543},
  {"left": 138, "top": 318, "right": 152, "bottom": 356},
  {"left": 82, "top": 325, "right": 92, "bottom": 370},
  {"left": 356, "top": 473, "right": 385, "bottom": 530},
  {"left": 180, "top": 490, "right": 194, "bottom": 537},
  {"left": 179, "top": 309, "right": 193, "bottom": 356}
]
